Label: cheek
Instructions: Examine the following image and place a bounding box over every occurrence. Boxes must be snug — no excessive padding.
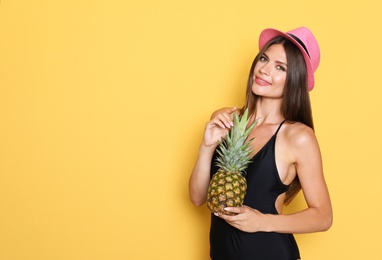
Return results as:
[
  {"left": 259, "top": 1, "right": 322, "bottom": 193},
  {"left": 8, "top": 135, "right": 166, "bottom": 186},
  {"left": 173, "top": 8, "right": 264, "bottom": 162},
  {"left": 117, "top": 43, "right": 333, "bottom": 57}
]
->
[{"left": 274, "top": 74, "right": 286, "bottom": 86}]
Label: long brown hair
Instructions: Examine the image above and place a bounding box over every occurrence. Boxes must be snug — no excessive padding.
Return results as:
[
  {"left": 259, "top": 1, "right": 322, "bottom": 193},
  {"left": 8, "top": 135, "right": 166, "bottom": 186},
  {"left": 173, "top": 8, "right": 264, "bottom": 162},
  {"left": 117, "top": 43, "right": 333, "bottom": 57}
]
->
[{"left": 243, "top": 36, "right": 314, "bottom": 205}]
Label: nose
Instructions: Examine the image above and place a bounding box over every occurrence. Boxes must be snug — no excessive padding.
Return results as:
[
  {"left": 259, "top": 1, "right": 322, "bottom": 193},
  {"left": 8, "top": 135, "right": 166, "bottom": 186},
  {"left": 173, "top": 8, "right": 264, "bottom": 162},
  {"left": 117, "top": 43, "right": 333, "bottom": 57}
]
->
[{"left": 259, "top": 62, "right": 270, "bottom": 75}]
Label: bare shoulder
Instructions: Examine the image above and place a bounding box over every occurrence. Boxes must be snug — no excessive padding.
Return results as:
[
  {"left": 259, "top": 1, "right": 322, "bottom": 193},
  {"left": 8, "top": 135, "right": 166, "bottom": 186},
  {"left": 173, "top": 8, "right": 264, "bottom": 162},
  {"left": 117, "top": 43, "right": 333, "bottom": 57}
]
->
[
  {"left": 281, "top": 121, "right": 318, "bottom": 151},
  {"left": 275, "top": 121, "right": 321, "bottom": 182}
]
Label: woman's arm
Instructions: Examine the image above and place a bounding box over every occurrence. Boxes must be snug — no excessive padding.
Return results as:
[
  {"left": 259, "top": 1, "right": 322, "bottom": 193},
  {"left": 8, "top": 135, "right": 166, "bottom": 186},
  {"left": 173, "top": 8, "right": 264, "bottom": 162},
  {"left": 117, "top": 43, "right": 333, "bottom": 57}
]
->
[
  {"left": 189, "top": 143, "right": 216, "bottom": 206},
  {"left": 189, "top": 107, "right": 239, "bottom": 206},
  {"left": 262, "top": 126, "right": 332, "bottom": 233},
  {"left": 217, "top": 125, "right": 333, "bottom": 234}
]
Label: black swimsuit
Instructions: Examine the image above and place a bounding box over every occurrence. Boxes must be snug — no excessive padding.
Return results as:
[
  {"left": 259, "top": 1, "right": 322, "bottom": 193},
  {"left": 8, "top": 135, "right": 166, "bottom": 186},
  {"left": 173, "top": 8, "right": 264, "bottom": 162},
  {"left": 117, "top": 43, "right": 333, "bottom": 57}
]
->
[{"left": 209, "top": 121, "right": 300, "bottom": 260}]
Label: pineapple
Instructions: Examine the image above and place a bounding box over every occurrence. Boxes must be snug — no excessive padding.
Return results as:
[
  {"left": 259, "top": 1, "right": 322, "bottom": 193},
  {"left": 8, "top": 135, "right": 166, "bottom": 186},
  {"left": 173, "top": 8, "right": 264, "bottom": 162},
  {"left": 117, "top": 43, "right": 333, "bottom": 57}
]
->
[{"left": 207, "top": 108, "right": 258, "bottom": 215}]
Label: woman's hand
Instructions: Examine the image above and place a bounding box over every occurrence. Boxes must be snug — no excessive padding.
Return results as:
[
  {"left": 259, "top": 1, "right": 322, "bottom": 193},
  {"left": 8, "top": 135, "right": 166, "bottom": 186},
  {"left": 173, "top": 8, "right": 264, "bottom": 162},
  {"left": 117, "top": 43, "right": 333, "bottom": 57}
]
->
[
  {"left": 214, "top": 205, "right": 266, "bottom": 233},
  {"left": 203, "top": 106, "right": 240, "bottom": 148},
  {"left": 210, "top": 106, "right": 240, "bottom": 122}
]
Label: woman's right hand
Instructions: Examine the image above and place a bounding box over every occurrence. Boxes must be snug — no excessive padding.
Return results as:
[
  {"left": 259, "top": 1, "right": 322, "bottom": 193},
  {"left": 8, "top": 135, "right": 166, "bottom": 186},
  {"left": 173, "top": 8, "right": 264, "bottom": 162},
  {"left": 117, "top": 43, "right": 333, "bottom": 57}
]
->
[{"left": 202, "top": 106, "right": 239, "bottom": 148}]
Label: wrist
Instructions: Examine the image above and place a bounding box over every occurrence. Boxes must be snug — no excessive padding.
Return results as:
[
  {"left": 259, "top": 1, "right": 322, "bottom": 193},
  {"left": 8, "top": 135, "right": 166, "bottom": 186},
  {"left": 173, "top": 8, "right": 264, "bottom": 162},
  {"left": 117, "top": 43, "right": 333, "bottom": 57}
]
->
[
  {"left": 261, "top": 213, "right": 275, "bottom": 232},
  {"left": 201, "top": 141, "right": 218, "bottom": 151}
]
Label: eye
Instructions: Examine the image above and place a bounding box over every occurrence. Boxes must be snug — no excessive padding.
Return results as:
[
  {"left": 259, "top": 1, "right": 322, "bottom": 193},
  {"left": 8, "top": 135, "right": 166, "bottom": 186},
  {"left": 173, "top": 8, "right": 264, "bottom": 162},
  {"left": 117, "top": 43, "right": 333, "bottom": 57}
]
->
[
  {"left": 276, "top": 65, "right": 286, "bottom": 72},
  {"left": 259, "top": 55, "right": 268, "bottom": 62}
]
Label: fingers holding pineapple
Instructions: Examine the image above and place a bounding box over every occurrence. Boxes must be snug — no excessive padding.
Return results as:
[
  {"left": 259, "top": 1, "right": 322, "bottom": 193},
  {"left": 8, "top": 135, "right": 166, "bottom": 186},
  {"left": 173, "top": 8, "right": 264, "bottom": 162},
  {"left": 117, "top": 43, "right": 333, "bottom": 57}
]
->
[
  {"left": 214, "top": 205, "right": 264, "bottom": 233},
  {"left": 202, "top": 120, "right": 228, "bottom": 149},
  {"left": 210, "top": 106, "right": 240, "bottom": 127},
  {"left": 202, "top": 109, "right": 236, "bottom": 148},
  {"left": 202, "top": 106, "right": 244, "bottom": 149}
]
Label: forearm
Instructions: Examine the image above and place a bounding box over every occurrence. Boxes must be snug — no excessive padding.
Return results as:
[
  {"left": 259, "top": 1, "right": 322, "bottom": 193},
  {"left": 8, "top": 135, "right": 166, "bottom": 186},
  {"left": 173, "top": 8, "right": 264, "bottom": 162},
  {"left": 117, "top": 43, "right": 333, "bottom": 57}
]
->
[
  {"left": 262, "top": 206, "right": 333, "bottom": 234},
  {"left": 189, "top": 144, "right": 216, "bottom": 206}
]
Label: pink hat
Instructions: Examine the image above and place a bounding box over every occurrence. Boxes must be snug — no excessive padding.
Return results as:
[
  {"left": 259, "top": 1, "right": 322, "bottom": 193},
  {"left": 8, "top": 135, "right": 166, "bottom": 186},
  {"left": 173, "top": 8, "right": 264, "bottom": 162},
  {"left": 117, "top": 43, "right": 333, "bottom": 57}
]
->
[{"left": 258, "top": 27, "right": 320, "bottom": 91}]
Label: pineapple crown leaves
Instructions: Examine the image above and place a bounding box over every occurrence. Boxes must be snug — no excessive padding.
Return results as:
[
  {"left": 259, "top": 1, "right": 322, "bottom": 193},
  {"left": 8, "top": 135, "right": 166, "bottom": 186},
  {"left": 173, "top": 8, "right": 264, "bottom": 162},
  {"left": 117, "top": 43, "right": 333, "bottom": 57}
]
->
[{"left": 215, "top": 108, "right": 259, "bottom": 174}]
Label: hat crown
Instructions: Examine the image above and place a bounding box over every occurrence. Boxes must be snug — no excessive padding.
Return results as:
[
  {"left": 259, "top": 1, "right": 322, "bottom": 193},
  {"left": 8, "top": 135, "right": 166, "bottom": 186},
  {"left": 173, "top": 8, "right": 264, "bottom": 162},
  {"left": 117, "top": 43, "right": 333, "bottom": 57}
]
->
[{"left": 286, "top": 27, "right": 320, "bottom": 73}]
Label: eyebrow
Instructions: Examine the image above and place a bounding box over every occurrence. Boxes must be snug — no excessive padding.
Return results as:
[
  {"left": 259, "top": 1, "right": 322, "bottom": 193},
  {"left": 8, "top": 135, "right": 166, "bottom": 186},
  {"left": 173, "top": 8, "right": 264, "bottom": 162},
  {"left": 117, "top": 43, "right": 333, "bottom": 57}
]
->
[
  {"left": 262, "top": 52, "right": 288, "bottom": 67},
  {"left": 277, "top": 61, "right": 288, "bottom": 67}
]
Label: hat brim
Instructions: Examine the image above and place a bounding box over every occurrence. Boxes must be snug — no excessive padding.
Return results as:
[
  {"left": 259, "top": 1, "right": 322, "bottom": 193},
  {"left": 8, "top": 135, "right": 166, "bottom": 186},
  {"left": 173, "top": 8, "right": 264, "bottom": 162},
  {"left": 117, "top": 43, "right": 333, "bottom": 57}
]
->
[{"left": 258, "top": 28, "right": 315, "bottom": 91}]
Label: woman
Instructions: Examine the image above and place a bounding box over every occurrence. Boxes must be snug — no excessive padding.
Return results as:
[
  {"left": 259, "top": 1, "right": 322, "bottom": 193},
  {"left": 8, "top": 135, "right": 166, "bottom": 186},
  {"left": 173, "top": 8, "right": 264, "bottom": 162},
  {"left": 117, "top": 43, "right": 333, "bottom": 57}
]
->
[{"left": 189, "top": 27, "right": 333, "bottom": 260}]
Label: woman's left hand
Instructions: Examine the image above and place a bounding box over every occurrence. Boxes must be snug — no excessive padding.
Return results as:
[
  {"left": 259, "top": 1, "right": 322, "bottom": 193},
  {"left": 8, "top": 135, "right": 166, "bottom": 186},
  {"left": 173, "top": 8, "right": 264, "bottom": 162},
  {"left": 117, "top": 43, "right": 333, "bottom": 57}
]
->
[{"left": 214, "top": 205, "right": 265, "bottom": 233}]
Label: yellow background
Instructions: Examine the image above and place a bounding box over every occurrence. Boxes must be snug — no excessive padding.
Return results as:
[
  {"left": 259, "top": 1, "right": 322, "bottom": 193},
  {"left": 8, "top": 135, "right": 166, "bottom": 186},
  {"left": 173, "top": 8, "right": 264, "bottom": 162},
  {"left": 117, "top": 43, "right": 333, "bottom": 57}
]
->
[{"left": 1, "top": 0, "right": 381, "bottom": 259}]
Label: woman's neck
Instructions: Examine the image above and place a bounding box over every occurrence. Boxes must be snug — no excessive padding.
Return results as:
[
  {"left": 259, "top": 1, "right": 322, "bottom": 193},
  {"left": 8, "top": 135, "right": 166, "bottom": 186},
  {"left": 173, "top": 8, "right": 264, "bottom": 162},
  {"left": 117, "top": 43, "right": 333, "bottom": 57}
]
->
[{"left": 252, "top": 97, "right": 284, "bottom": 125}]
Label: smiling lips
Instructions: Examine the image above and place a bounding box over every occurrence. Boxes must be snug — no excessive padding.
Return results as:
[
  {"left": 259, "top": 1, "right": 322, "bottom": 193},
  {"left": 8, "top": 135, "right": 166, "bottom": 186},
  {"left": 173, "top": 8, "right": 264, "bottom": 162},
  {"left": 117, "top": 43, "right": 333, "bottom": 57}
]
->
[{"left": 254, "top": 76, "right": 271, "bottom": 86}]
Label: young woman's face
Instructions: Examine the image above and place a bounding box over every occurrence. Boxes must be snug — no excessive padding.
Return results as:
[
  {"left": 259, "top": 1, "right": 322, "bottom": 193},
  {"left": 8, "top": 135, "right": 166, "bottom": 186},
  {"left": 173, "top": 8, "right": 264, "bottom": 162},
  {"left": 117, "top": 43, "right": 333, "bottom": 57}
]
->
[{"left": 252, "top": 43, "right": 287, "bottom": 99}]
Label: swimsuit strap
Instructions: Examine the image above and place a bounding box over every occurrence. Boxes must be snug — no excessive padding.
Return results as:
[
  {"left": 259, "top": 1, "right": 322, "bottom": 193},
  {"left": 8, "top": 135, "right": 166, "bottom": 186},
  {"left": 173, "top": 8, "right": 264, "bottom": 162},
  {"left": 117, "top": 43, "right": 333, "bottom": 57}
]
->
[{"left": 275, "top": 120, "right": 286, "bottom": 136}]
